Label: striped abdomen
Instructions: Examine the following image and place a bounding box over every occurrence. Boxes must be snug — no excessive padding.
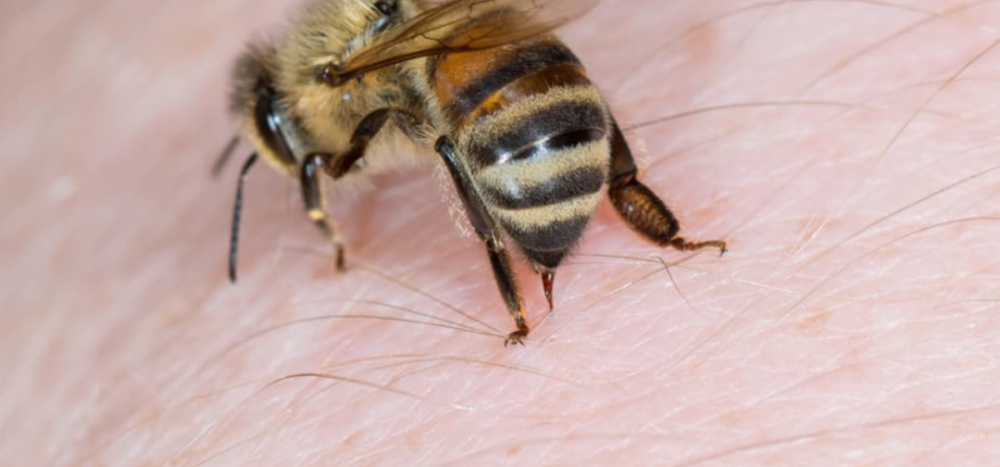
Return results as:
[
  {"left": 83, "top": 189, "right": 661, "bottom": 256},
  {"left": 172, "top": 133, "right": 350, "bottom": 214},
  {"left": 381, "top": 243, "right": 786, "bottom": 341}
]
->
[{"left": 428, "top": 38, "right": 610, "bottom": 270}]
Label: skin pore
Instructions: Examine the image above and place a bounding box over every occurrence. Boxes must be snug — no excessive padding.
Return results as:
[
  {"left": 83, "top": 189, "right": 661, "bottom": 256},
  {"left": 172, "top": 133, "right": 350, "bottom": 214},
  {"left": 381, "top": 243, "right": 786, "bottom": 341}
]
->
[{"left": 3, "top": 0, "right": 1000, "bottom": 465}]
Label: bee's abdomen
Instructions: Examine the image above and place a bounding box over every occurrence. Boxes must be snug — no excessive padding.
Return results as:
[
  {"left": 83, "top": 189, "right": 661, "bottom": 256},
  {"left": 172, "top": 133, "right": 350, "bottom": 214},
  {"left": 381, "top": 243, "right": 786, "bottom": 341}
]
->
[
  {"left": 484, "top": 160, "right": 606, "bottom": 269},
  {"left": 428, "top": 37, "right": 611, "bottom": 269},
  {"left": 464, "top": 88, "right": 611, "bottom": 269},
  {"left": 482, "top": 165, "right": 605, "bottom": 210},
  {"left": 428, "top": 39, "right": 586, "bottom": 126}
]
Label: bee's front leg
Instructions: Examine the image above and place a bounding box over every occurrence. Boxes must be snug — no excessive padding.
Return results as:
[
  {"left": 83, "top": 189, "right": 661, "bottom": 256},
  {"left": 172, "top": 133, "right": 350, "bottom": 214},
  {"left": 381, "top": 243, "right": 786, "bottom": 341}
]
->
[
  {"left": 300, "top": 154, "right": 347, "bottom": 271},
  {"left": 435, "top": 136, "right": 529, "bottom": 347},
  {"left": 299, "top": 108, "right": 422, "bottom": 270},
  {"left": 325, "top": 108, "right": 421, "bottom": 179}
]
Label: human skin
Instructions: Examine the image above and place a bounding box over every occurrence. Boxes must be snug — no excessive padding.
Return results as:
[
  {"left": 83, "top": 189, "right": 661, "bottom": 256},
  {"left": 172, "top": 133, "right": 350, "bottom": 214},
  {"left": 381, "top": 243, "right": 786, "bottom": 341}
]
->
[{"left": 3, "top": 0, "right": 1000, "bottom": 465}]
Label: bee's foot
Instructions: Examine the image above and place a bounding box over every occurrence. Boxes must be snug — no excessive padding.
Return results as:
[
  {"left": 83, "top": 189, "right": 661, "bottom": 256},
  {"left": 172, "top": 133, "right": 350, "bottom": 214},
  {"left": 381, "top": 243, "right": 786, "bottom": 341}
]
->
[
  {"left": 335, "top": 244, "right": 347, "bottom": 272},
  {"left": 668, "top": 237, "right": 728, "bottom": 256},
  {"left": 504, "top": 329, "right": 529, "bottom": 347}
]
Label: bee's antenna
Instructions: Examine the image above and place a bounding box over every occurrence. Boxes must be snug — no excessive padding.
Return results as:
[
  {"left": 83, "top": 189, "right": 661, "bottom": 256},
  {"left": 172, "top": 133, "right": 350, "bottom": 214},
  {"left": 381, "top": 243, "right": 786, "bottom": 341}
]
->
[
  {"left": 212, "top": 135, "right": 241, "bottom": 178},
  {"left": 229, "top": 153, "right": 259, "bottom": 283}
]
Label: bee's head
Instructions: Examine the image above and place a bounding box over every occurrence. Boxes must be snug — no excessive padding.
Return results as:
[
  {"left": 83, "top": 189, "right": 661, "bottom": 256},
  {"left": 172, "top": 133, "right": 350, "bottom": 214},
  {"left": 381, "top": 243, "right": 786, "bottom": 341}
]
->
[
  {"left": 250, "top": 0, "right": 419, "bottom": 153},
  {"left": 229, "top": 44, "right": 308, "bottom": 174}
]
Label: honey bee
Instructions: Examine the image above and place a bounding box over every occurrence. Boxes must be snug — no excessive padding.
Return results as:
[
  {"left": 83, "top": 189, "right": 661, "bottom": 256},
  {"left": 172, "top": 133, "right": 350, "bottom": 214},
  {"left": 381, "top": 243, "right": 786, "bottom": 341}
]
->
[{"left": 219, "top": 0, "right": 727, "bottom": 346}]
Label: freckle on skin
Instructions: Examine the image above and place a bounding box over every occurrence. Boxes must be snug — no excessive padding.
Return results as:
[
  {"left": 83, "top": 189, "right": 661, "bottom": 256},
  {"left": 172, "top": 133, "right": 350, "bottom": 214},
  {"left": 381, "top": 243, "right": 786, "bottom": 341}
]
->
[
  {"left": 796, "top": 310, "right": 830, "bottom": 337},
  {"left": 342, "top": 430, "right": 362, "bottom": 446}
]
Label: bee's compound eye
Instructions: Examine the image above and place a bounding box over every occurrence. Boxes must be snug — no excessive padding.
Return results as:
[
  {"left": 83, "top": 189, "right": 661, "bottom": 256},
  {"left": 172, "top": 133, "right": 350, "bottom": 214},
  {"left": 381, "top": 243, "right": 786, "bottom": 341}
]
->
[{"left": 374, "top": 0, "right": 396, "bottom": 15}]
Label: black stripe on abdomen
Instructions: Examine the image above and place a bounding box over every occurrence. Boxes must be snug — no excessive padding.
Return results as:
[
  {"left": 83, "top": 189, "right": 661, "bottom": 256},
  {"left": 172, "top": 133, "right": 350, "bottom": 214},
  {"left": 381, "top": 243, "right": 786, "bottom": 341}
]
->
[
  {"left": 501, "top": 215, "right": 592, "bottom": 269},
  {"left": 507, "top": 128, "right": 605, "bottom": 162},
  {"left": 471, "top": 101, "right": 606, "bottom": 168},
  {"left": 482, "top": 165, "right": 605, "bottom": 210},
  {"left": 442, "top": 42, "right": 581, "bottom": 120}
]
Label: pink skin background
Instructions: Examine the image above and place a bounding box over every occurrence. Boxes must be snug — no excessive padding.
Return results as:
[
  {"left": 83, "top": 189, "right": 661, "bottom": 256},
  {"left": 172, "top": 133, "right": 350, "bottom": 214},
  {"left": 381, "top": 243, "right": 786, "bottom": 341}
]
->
[{"left": 3, "top": 0, "right": 1000, "bottom": 465}]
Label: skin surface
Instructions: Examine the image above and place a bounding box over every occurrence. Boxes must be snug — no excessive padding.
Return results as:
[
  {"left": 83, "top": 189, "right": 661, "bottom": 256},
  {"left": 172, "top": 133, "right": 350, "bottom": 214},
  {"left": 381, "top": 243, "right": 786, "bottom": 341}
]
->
[{"left": 3, "top": 0, "right": 1000, "bottom": 465}]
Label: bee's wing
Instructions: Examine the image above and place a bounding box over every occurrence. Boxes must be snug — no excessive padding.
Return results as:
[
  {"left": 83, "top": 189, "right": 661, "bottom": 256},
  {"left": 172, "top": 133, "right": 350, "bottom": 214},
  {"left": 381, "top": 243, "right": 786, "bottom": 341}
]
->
[{"left": 327, "top": 0, "right": 598, "bottom": 84}]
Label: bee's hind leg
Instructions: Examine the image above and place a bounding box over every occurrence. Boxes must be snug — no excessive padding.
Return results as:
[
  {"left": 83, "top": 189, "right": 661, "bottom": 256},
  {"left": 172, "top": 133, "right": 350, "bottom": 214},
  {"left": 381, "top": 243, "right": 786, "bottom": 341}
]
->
[
  {"left": 606, "top": 121, "right": 727, "bottom": 255},
  {"left": 301, "top": 154, "right": 347, "bottom": 271}
]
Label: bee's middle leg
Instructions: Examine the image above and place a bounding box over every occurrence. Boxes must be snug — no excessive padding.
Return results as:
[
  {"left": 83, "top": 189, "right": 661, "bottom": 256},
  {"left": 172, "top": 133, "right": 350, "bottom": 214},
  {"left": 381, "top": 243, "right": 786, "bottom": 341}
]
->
[{"left": 435, "top": 136, "right": 529, "bottom": 347}]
